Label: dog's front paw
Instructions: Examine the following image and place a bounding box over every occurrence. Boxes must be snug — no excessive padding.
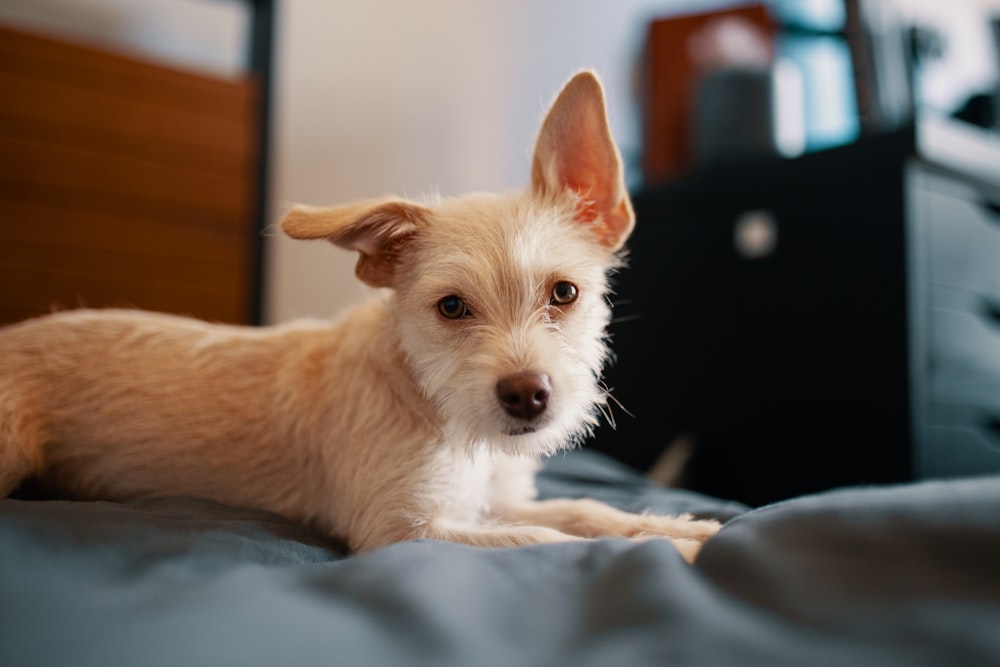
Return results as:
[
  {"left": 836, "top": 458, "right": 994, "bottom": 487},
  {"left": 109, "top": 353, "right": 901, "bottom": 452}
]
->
[
  {"left": 626, "top": 515, "right": 722, "bottom": 563},
  {"left": 629, "top": 513, "right": 722, "bottom": 543},
  {"left": 671, "top": 514, "right": 723, "bottom": 542}
]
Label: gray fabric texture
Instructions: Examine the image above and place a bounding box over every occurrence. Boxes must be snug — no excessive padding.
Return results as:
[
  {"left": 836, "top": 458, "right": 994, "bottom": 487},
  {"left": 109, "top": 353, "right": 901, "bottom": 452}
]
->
[{"left": 1, "top": 450, "right": 998, "bottom": 667}]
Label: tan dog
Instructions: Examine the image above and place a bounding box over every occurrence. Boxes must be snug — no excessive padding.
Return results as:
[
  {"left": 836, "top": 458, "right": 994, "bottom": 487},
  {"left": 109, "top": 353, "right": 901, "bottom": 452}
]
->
[{"left": 0, "top": 71, "right": 719, "bottom": 561}]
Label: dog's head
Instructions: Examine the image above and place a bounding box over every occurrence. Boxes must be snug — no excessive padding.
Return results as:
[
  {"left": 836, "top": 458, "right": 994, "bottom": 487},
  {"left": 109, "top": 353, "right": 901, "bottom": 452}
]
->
[{"left": 281, "top": 71, "right": 634, "bottom": 457}]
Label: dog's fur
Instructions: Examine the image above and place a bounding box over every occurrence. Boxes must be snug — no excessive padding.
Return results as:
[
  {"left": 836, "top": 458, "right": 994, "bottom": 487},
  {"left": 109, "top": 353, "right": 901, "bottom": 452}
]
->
[{"left": 0, "top": 71, "right": 719, "bottom": 561}]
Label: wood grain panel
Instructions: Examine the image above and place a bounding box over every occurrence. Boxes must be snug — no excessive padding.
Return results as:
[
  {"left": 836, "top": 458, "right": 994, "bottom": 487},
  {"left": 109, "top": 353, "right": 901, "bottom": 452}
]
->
[
  {"left": 0, "top": 113, "right": 247, "bottom": 180},
  {"left": 0, "top": 200, "right": 250, "bottom": 263},
  {"left": 2, "top": 264, "right": 244, "bottom": 323},
  {"left": 0, "top": 181, "right": 247, "bottom": 233},
  {"left": 0, "top": 26, "right": 252, "bottom": 120},
  {"left": 0, "top": 72, "right": 251, "bottom": 167},
  {"left": 0, "top": 23, "right": 260, "bottom": 325},
  {"left": 0, "top": 137, "right": 249, "bottom": 224}
]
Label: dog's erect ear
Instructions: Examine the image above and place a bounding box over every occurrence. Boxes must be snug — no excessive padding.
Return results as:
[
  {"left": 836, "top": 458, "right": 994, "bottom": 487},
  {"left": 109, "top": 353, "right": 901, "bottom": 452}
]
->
[
  {"left": 531, "top": 71, "right": 635, "bottom": 252},
  {"left": 281, "top": 198, "right": 429, "bottom": 288}
]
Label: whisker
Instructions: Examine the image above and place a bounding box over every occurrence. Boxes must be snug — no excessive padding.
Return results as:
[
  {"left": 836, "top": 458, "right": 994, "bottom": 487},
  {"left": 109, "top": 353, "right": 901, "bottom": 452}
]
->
[
  {"left": 594, "top": 381, "right": 634, "bottom": 431},
  {"left": 601, "top": 384, "right": 634, "bottom": 418},
  {"left": 596, "top": 408, "right": 613, "bottom": 430},
  {"left": 609, "top": 313, "right": 643, "bottom": 325}
]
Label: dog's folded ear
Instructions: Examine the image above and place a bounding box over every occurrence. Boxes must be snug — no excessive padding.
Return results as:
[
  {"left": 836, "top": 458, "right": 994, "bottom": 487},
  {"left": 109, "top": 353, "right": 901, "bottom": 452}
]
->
[
  {"left": 531, "top": 70, "right": 635, "bottom": 252},
  {"left": 281, "top": 198, "right": 428, "bottom": 287}
]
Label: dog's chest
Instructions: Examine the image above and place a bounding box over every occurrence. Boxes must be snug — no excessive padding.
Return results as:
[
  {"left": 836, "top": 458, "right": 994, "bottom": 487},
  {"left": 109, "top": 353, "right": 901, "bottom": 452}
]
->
[
  {"left": 439, "top": 452, "right": 494, "bottom": 523},
  {"left": 431, "top": 449, "right": 539, "bottom": 524}
]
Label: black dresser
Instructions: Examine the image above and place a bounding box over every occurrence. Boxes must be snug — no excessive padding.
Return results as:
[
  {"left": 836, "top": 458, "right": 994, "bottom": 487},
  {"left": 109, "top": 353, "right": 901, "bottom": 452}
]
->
[
  {"left": 908, "top": 161, "right": 1000, "bottom": 479},
  {"left": 590, "top": 128, "right": 1000, "bottom": 506}
]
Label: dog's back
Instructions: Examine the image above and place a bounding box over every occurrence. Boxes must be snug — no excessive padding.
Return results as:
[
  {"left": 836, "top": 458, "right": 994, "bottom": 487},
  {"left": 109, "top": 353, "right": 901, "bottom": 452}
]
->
[{"left": 0, "top": 307, "right": 404, "bottom": 514}]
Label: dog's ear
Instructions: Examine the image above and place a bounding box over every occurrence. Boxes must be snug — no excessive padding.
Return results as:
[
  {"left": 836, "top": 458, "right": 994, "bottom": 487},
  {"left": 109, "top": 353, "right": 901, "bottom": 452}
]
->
[
  {"left": 531, "top": 70, "right": 635, "bottom": 252},
  {"left": 281, "top": 198, "right": 428, "bottom": 288}
]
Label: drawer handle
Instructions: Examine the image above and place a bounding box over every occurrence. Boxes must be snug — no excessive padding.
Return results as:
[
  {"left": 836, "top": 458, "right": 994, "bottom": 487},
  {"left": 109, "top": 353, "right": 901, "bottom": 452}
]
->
[
  {"left": 986, "top": 416, "right": 1000, "bottom": 443},
  {"left": 980, "top": 297, "right": 1000, "bottom": 325},
  {"left": 982, "top": 198, "right": 1000, "bottom": 224}
]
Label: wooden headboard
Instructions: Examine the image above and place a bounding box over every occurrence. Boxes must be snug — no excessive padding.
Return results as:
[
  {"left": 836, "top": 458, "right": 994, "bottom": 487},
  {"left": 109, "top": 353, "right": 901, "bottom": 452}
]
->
[{"left": 0, "top": 22, "right": 269, "bottom": 326}]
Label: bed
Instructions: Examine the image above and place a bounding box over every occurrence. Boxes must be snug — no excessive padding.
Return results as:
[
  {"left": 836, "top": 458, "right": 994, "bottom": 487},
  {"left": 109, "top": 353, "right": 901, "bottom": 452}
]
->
[{"left": 2, "top": 448, "right": 998, "bottom": 667}]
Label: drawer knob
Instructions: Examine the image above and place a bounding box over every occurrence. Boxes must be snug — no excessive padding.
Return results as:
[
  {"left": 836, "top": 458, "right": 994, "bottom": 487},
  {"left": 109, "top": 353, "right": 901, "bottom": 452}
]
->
[
  {"left": 734, "top": 210, "right": 778, "bottom": 259},
  {"left": 982, "top": 198, "right": 1000, "bottom": 225},
  {"left": 980, "top": 297, "right": 1000, "bottom": 326},
  {"left": 986, "top": 416, "right": 1000, "bottom": 444}
]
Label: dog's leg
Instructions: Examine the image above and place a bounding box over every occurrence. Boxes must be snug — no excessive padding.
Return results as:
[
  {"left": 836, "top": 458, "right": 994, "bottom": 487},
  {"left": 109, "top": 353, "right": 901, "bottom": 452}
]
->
[
  {"left": 499, "top": 497, "right": 721, "bottom": 539},
  {"left": 0, "top": 389, "right": 41, "bottom": 496},
  {"left": 498, "top": 498, "right": 721, "bottom": 562},
  {"left": 424, "top": 520, "right": 584, "bottom": 549}
]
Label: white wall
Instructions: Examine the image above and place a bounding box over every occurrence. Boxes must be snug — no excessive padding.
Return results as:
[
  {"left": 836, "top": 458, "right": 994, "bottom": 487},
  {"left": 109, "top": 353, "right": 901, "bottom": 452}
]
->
[{"left": 264, "top": 0, "right": 716, "bottom": 323}]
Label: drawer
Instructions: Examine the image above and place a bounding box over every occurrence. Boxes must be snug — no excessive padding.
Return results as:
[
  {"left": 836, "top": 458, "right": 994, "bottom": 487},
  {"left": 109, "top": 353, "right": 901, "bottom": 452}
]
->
[
  {"left": 924, "top": 184, "right": 1000, "bottom": 299},
  {"left": 931, "top": 284, "right": 1000, "bottom": 321},
  {"left": 928, "top": 306, "right": 1000, "bottom": 408},
  {"left": 916, "top": 417, "right": 1000, "bottom": 478}
]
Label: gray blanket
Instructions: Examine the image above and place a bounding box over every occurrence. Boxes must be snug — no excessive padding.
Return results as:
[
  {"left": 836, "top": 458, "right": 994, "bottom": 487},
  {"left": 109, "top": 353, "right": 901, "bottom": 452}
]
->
[{"left": 1, "top": 450, "right": 998, "bottom": 666}]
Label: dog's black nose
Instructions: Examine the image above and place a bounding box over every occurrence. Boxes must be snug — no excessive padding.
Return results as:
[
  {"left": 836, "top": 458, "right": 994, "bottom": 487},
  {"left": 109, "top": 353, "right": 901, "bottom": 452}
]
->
[{"left": 496, "top": 371, "right": 551, "bottom": 421}]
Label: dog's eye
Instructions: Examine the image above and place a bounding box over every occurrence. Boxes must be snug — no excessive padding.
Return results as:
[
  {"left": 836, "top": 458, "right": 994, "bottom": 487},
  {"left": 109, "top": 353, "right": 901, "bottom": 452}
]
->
[
  {"left": 550, "top": 281, "right": 578, "bottom": 306},
  {"left": 437, "top": 295, "right": 471, "bottom": 320}
]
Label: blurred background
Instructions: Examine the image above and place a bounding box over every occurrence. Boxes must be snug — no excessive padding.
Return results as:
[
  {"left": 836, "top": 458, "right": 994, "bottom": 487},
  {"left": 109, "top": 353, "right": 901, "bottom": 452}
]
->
[
  {"left": 1, "top": 0, "right": 998, "bottom": 504},
  {"left": 0, "top": 0, "right": 707, "bottom": 323}
]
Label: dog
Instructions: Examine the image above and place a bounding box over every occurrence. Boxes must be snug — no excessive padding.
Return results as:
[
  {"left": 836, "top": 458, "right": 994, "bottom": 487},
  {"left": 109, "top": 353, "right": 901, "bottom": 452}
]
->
[{"left": 0, "top": 71, "right": 719, "bottom": 561}]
